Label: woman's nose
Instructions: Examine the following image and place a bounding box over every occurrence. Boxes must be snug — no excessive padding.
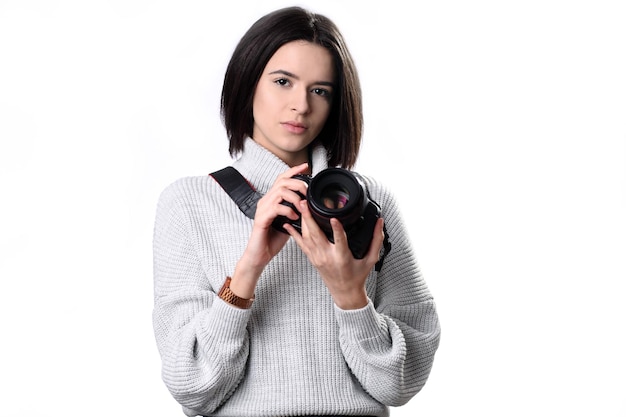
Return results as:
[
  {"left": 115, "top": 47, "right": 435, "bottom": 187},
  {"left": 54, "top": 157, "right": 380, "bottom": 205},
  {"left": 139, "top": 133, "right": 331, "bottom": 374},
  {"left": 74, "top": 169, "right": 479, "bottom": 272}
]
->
[{"left": 290, "top": 89, "right": 311, "bottom": 114}]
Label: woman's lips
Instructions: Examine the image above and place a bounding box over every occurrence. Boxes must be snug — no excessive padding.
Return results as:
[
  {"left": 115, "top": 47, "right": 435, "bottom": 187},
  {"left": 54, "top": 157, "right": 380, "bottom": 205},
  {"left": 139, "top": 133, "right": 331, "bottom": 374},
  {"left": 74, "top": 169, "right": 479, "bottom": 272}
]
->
[{"left": 282, "top": 121, "right": 307, "bottom": 134}]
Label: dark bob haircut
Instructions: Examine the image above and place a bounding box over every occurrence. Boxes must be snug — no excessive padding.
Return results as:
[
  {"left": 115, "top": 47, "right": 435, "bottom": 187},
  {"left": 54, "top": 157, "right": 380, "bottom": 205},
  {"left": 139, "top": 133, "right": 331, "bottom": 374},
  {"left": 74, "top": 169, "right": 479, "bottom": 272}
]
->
[{"left": 220, "top": 6, "right": 363, "bottom": 169}]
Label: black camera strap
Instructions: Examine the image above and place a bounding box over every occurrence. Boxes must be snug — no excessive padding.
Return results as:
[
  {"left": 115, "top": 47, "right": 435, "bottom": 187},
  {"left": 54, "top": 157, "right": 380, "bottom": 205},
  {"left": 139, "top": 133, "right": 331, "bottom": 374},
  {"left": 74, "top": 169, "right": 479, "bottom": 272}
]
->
[
  {"left": 210, "top": 166, "right": 390, "bottom": 271},
  {"left": 210, "top": 166, "right": 262, "bottom": 220}
]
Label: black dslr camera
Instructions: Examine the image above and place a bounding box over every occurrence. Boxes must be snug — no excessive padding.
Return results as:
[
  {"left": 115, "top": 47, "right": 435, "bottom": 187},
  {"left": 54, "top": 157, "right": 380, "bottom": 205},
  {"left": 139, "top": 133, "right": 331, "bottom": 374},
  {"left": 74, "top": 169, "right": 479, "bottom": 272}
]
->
[{"left": 272, "top": 167, "right": 382, "bottom": 259}]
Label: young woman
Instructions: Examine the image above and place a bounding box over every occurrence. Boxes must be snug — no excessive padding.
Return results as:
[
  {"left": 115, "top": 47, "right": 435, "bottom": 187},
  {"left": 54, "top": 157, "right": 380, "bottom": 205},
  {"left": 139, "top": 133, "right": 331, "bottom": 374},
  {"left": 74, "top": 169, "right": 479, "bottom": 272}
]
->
[{"left": 153, "top": 6, "right": 440, "bottom": 416}]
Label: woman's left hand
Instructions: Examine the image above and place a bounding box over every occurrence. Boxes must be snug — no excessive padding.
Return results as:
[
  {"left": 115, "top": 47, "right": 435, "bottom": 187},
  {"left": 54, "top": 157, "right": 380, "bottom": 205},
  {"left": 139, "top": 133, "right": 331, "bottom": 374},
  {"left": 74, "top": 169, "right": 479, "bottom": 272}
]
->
[{"left": 284, "top": 199, "right": 385, "bottom": 310}]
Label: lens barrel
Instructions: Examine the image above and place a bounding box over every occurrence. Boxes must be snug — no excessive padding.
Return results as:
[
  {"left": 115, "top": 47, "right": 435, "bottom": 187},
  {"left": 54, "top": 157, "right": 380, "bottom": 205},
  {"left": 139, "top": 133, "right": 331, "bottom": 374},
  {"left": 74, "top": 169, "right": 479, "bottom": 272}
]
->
[{"left": 307, "top": 168, "right": 368, "bottom": 234}]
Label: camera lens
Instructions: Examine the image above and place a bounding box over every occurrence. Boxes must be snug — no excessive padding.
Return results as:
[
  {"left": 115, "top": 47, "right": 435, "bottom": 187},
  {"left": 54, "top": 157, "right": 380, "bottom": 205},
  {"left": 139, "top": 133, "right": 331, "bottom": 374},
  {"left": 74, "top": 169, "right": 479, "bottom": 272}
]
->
[
  {"left": 320, "top": 184, "right": 350, "bottom": 209},
  {"left": 307, "top": 168, "right": 368, "bottom": 234}
]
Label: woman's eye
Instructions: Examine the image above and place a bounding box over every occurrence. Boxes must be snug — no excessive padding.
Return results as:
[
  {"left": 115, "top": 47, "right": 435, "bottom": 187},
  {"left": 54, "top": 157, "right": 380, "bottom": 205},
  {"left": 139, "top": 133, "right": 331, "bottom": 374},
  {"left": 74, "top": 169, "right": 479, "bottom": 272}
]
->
[
  {"left": 275, "top": 78, "right": 290, "bottom": 86},
  {"left": 313, "top": 88, "right": 331, "bottom": 97}
]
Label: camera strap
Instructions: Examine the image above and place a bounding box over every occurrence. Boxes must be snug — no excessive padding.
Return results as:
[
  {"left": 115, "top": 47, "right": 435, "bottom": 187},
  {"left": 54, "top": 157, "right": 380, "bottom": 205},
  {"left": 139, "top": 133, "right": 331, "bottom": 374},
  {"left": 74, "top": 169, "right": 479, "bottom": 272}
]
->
[
  {"left": 210, "top": 166, "right": 262, "bottom": 220},
  {"left": 210, "top": 166, "right": 390, "bottom": 272}
]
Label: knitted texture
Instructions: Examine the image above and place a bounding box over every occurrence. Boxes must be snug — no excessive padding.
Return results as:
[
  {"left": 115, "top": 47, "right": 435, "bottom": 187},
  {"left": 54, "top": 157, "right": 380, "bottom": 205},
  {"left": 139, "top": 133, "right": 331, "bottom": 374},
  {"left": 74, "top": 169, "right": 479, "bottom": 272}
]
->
[{"left": 152, "top": 139, "right": 440, "bottom": 416}]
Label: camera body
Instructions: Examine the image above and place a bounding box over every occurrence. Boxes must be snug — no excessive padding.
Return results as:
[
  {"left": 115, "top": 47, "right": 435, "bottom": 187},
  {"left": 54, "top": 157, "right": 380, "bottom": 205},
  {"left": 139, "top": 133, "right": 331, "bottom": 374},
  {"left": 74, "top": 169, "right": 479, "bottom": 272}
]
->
[{"left": 272, "top": 167, "right": 381, "bottom": 259}]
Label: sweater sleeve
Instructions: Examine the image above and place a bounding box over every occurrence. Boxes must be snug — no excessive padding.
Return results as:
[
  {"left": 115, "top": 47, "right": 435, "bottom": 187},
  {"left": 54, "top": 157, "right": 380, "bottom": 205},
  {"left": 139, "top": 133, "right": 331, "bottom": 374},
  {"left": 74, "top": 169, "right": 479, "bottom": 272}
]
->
[
  {"left": 334, "top": 182, "right": 441, "bottom": 406},
  {"left": 152, "top": 180, "right": 251, "bottom": 415}
]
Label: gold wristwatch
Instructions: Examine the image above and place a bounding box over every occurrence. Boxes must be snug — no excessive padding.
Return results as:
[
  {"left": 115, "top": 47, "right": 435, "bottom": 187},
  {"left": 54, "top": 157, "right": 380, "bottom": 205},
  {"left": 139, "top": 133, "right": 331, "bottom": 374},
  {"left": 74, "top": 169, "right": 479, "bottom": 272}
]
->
[{"left": 218, "top": 276, "right": 254, "bottom": 309}]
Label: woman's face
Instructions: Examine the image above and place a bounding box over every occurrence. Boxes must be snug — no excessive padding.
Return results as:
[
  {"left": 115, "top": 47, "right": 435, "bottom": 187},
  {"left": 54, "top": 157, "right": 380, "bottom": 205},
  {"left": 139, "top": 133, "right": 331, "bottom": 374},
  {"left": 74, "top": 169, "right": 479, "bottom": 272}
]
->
[{"left": 252, "top": 40, "right": 335, "bottom": 167}]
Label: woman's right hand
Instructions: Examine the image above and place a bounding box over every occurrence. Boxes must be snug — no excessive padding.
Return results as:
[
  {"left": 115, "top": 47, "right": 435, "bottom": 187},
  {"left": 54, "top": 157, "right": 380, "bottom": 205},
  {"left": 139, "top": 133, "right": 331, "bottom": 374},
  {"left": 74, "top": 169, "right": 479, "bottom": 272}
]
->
[{"left": 229, "top": 163, "right": 309, "bottom": 298}]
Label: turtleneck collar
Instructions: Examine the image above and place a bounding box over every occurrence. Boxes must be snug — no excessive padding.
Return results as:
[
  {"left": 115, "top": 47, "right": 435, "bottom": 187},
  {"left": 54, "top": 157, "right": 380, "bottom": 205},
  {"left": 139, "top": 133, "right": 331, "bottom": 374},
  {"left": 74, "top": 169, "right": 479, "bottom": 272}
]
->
[{"left": 232, "top": 137, "right": 330, "bottom": 194}]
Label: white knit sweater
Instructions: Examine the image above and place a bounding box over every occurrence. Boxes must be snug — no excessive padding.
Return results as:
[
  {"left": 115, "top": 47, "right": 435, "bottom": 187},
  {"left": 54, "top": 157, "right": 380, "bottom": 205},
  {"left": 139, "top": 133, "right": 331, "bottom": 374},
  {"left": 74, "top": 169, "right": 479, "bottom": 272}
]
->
[{"left": 152, "top": 138, "right": 440, "bottom": 416}]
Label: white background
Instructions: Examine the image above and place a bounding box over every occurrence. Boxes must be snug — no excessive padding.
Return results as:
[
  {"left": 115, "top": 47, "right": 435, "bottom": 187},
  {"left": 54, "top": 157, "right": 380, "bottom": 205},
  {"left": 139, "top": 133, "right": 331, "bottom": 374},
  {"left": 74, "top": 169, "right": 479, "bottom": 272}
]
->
[{"left": 1, "top": 1, "right": 625, "bottom": 416}]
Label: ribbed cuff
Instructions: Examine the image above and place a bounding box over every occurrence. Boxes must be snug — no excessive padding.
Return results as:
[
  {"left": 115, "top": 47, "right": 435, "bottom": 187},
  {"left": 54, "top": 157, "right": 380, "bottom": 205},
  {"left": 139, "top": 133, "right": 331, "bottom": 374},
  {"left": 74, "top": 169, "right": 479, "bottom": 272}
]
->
[
  {"left": 199, "top": 297, "right": 252, "bottom": 347},
  {"left": 334, "top": 299, "right": 387, "bottom": 341}
]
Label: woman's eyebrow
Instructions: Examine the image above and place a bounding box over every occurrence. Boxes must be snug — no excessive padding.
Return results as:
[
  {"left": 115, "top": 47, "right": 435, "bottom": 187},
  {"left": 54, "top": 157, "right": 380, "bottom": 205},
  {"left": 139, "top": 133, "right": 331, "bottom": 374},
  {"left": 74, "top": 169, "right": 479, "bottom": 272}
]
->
[
  {"left": 268, "top": 69, "right": 335, "bottom": 87},
  {"left": 269, "top": 69, "right": 298, "bottom": 78}
]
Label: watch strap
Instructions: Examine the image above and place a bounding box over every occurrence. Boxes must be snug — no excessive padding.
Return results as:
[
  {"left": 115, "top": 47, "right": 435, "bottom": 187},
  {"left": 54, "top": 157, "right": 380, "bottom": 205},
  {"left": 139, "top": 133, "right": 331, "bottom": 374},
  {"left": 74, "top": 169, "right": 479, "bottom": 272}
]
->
[{"left": 218, "top": 276, "right": 254, "bottom": 309}]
